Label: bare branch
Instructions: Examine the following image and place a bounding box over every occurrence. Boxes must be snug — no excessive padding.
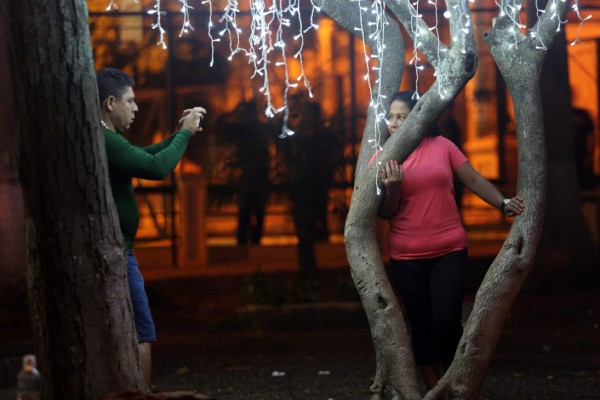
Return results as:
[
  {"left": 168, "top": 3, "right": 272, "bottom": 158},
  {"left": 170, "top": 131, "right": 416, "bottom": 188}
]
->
[
  {"left": 384, "top": 0, "right": 447, "bottom": 69},
  {"left": 531, "top": 0, "right": 570, "bottom": 45},
  {"left": 432, "top": 1, "right": 562, "bottom": 398}
]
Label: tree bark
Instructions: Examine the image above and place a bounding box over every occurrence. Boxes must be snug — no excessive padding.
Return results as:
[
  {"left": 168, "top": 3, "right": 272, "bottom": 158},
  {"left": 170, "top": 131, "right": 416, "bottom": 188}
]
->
[
  {"left": 318, "top": 1, "right": 477, "bottom": 398},
  {"left": 321, "top": 0, "right": 571, "bottom": 398},
  {"left": 0, "top": 1, "right": 26, "bottom": 306},
  {"left": 5, "top": 0, "right": 147, "bottom": 398},
  {"left": 428, "top": 2, "right": 568, "bottom": 398}
]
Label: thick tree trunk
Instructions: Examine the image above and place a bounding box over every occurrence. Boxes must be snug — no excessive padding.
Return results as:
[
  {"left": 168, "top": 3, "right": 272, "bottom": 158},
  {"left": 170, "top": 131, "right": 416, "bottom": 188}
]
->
[
  {"left": 321, "top": 0, "right": 568, "bottom": 398},
  {"left": 5, "top": 1, "right": 146, "bottom": 398},
  {"left": 429, "top": 4, "right": 568, "bottom": 399},
  {"left": 0, "top": 2, "right": 26, "bottom": 306},
  {"left": 318, "top": 1, "right": 477, "bottom": 398},
  {"left": 534, "top": 29, "right": 600, "bottom": 287}
]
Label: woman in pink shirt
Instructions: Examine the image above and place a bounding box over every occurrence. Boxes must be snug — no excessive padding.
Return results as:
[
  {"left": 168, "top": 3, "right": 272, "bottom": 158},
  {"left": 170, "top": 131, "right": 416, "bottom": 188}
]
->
[{"left": 378, "top": 92, "right": 524, "bottom": 389}]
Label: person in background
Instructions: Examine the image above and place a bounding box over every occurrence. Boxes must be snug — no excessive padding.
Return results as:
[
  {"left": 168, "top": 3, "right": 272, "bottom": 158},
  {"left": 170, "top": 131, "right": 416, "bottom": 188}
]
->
[
  {"left": 96, "top": 68, "right": 206, "bottom": 384},
  {"left": 377, "top": 91, "right": 524, "bottom": 390},
  {"left": 572, "top": 107, "right": 598, "bottom": 189}
]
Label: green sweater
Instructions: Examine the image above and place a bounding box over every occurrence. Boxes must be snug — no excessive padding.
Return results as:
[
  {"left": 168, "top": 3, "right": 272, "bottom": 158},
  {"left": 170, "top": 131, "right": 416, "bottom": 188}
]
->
[{"left": 103, "top": 126, "right": 193, "bottom": 249}]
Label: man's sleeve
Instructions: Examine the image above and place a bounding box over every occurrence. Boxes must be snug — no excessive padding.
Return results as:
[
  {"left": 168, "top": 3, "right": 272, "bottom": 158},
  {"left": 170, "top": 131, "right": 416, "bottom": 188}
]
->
[
  {"left": 143, "top": 132, "right": 178, "bottom": 155},
  {"left": 105, "top": 130, "right": 193, "bottom": 180}
]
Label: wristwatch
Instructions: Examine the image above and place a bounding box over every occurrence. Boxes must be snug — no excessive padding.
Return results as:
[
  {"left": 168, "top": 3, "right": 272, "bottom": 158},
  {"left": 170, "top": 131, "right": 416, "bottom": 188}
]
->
[{"left": 500, "top": 198, "right": 511, "bottom": 213}]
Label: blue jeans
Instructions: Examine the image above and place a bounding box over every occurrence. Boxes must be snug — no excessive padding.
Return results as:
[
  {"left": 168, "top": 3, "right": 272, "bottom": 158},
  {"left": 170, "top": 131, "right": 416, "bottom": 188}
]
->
[{"left": 127, "top": 250, "right": 156, "bottom": 342}]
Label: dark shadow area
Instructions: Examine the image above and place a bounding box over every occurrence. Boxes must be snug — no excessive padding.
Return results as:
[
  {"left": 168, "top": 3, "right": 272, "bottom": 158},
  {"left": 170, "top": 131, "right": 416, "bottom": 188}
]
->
[{"left": 1, "top": 257, "right": 599, "bottom": 399}]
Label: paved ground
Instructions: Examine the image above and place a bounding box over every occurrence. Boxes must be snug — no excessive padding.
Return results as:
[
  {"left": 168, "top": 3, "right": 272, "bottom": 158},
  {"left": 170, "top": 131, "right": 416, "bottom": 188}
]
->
[
  {"left": 145, "top": 280, "right": 600, "bottom": 400},
  {"left": 1, "top": 253, "right": 599, "bottom": 399}
]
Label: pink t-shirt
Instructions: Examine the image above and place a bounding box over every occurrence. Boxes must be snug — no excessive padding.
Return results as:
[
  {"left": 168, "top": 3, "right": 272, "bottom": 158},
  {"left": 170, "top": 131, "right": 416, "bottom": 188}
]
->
[{"left": 378, "top": 136, "right": 468, "bottom": 260}]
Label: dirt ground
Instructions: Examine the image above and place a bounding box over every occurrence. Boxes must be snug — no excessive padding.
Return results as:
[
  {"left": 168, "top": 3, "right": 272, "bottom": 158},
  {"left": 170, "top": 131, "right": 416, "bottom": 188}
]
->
[
  {"left": 1, "top": 269, "right": 599, "bottom": 400},
  {"left": 146, "top": 271, "right": 600, "bottom": 400}
]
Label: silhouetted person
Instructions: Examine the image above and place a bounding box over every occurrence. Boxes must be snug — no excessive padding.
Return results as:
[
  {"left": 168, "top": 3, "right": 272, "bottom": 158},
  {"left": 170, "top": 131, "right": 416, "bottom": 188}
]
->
[
  {"left": 218, "top": 100, "right": 270, "bottom": 245},
  {"left": 572, "top": 107, "right": 598, "bottom": 189}
]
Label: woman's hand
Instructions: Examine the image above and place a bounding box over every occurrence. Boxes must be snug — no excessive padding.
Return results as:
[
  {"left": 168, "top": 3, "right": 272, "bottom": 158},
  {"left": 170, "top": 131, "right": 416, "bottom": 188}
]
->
[
  {"left": 381, "top": 160, "right": 403, "bottom": 192},
  {"left": 502, "top": 196, "right": 525, "bottom": 217}
]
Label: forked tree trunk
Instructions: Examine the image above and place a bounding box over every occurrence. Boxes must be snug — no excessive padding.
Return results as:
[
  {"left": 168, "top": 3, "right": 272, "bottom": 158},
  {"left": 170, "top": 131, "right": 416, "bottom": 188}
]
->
[
  {"left": 317, "top": 0, "right": 477, "bottom": 398},
  {"left": 4, "top": 1, "right": 146, "bottom": 398},
  {"left": 318, "top": 0, "right": 569, "bottom": 399}
]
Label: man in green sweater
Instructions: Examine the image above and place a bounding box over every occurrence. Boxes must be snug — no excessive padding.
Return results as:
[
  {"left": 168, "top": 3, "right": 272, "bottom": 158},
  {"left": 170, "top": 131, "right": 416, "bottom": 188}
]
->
[{"left": 96, "top": 68, "right": 205, "bottom": 384}]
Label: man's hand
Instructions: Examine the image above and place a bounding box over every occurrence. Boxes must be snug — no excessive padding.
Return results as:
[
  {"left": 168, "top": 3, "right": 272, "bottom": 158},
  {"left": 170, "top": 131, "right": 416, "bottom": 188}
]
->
[
  {"left": 179, "top": 107, "right": 206, "bottom": 134},
  {"left": 381, "top": 160, "right": 403, "bottom": 192}
]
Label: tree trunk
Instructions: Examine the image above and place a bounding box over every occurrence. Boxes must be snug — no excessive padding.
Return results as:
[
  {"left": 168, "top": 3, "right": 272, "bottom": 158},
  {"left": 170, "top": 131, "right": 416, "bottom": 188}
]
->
[
  {"left": 319, "top": 0, "right": 568, "bottom": 398},
  {"left": 317, "top": 1, "right": 478, "bottom": 398},
  {"left": 5, "top": 1, "right": 147, "bottom": 398},
  {"left": 0, "top": 1, "right": 26, "bottom": 306},
  {"left": 428, "top": 4, "right": 567, "bottom": 399},
  {"left": 532, "top": 27, "right": 600, "bottom": 288}
]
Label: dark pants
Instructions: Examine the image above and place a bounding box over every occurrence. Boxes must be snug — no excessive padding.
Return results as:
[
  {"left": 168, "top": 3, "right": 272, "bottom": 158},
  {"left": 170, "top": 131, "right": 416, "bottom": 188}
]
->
[
  {"left": 390, "top": 249, "right": 468, "bottom": 366},
  {"left": 237, "top": 191, "right": 267, "bottom": 245}
]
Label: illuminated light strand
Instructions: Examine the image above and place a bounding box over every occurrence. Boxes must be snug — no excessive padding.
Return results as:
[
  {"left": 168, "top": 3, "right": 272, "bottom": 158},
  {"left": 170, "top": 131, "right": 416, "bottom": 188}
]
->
[
  {"left": 201, "top": 0, "right": 218, "bottom": 67},
  {"left": 353, "top": 0, "right": 376, "bottom": 189},
  {"left": 293, "top": 0, "right": 315, "bottom": 101},
  {"left": 219, "top": 0, "right": 244, "bottom": 60},
  {"left": 276, "top": 0, "right": 294, "bottom": 138},
  {"left": 409, "top": 1, "right": 423, "bottom": 97},
  {"left": 178, "top": 0, "right": 195, "bottom": 37},
  {"left": 527, "top": 0, "right": 589, "bottom": 50},
  {"left": 252, "top": 0, "right": 277, "bottom": 118},
  {"left": 106, "top": 0, "right": 119, "bottom": 10},
  {"left": 569, "top": 0, "right": 591, "bottom": 46},
  {"left": 351, "top": 0, "right": 387, "bottom": 194},
  {"left": 373, "top": 0, "right": 388, "bottom": 194},
  {"left": 506, "top": 0, "right": 525, "bottom": 47},
  {"left": 147, "top": 0, "right": 167, "bottom": 49},
  {"left": 372, "top": 0, "right": 388, "bottom": 144},
  {"left": 107, "top": 0, "right": 592, "bottom": 131},
  {"left": 210, "top": 0, "right": 318, "bottom": 135},
  {"left": 529, "top": 0, "right": 548, "bottom": 49},
  {"left": 429, "top": 0, "right": 446, "bottom": 99}
]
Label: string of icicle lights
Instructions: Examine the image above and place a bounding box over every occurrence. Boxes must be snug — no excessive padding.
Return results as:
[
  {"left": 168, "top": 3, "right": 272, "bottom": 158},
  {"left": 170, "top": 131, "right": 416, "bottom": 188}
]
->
[{"left": 105, "top": 0, "right": 591, "bottom": 140}]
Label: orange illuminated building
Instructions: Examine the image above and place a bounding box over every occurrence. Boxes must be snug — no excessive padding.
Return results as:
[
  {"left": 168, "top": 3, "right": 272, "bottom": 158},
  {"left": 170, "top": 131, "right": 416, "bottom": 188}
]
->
[{"left": 87, "top": 0, "right": 600, "bottom": 267}]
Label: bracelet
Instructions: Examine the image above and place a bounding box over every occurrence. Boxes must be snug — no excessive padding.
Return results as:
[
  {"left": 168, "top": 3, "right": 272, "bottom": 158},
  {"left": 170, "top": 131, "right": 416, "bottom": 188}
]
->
[{"left": 500, "top": 198, "right": 510, "bottom": 213}]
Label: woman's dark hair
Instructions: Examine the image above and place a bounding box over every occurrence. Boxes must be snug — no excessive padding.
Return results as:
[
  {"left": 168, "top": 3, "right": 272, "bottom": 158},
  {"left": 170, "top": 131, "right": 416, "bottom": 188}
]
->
[
  {"left": 390, "top": 90, "right": 440, "bottom": 137},
  {"left": 390, "top": 91, "right": 420, "bottom": 111},
  {"left": 96, "top": 68, "right": 135, "bottom": 105}
]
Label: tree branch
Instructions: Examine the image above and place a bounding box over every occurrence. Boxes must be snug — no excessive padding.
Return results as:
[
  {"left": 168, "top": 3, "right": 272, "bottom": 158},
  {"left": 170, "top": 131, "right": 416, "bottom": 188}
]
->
[
  {"left": 531, "top": 0, "right": 570, "bottom": 46},
  {"left": 384, "top": 0, "right": 447, "bottom": 69},
  {"left": 428, "top": 2, "right": 568, "bottom": 398},
  {"left": 334, "top": 0, "right": 478, "bottom": 398}
]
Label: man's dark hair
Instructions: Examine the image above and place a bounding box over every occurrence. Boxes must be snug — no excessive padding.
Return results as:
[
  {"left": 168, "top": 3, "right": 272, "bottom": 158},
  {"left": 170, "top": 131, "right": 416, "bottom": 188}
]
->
[{"left": 96, "top": 68, "right": 135, "bottom": 105}]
